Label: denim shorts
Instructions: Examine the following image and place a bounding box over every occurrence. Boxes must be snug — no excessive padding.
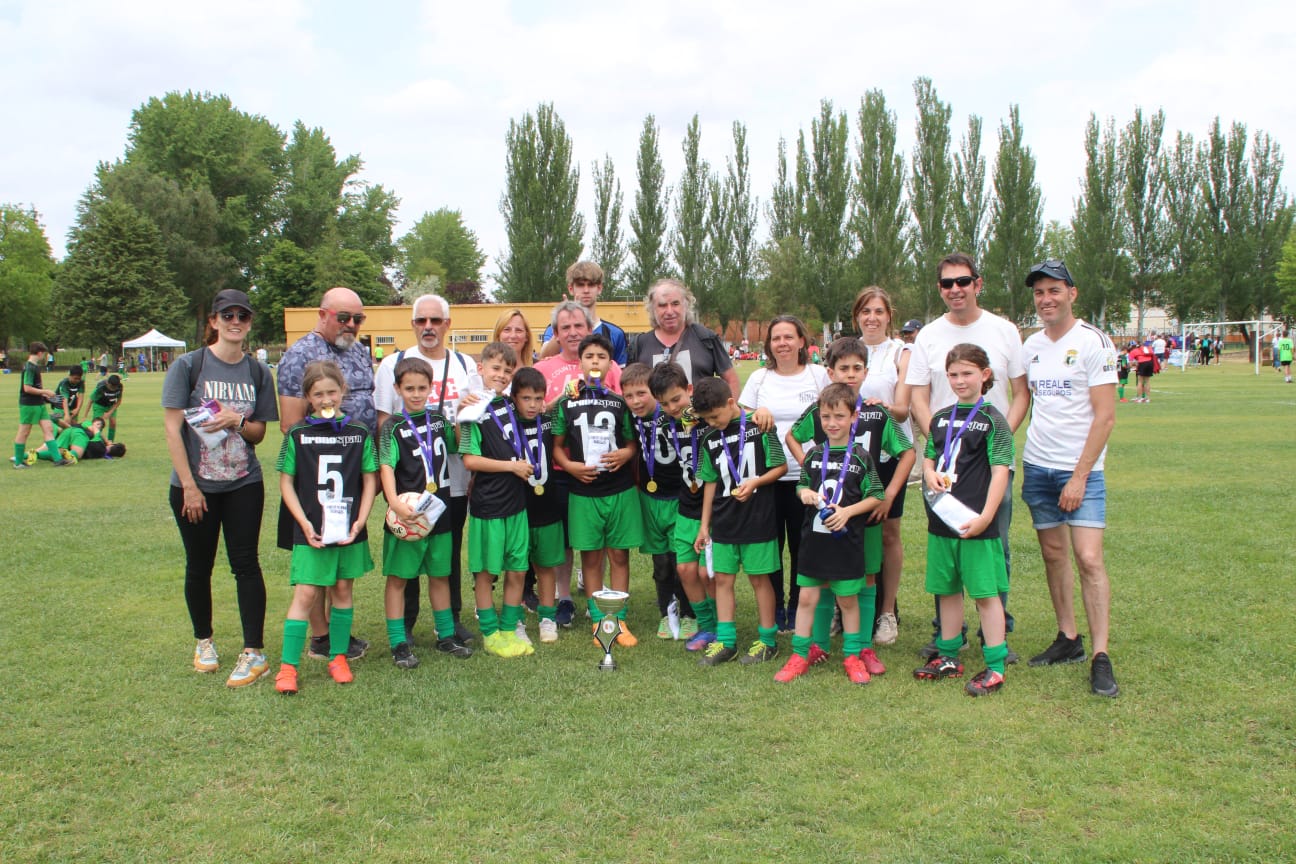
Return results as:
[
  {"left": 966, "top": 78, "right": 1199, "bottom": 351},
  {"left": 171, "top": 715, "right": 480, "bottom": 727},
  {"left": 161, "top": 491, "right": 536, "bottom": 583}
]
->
[{"left": 1021, "top": 463, "right": 1106, "bottom": 530}]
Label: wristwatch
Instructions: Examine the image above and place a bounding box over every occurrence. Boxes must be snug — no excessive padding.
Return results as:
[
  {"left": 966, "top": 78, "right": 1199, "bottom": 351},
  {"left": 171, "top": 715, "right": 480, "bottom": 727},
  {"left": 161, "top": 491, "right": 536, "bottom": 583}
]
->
[{"left": 238, "top": 414, "right": 247, "bottom": 431}]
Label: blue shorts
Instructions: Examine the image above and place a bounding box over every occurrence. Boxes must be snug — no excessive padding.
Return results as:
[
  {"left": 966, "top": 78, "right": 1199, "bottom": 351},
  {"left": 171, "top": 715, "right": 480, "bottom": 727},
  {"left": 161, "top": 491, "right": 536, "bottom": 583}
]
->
[{"left": 1021, "top": 463, "right": 1106, "bottom": 530}]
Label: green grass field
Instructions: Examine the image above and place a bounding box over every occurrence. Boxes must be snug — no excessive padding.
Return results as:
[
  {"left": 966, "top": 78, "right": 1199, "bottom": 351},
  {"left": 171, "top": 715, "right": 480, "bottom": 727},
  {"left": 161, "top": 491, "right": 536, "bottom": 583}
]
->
[{"left": 1, "top": 360, "right": 1293, "bottom": 863}]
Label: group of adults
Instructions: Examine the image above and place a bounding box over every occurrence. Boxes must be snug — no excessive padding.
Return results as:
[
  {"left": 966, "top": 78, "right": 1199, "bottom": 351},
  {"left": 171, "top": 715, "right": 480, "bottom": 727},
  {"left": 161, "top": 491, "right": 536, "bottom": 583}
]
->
[{"left": 162, "top": 250, "right": 1118, "bottom": 697}]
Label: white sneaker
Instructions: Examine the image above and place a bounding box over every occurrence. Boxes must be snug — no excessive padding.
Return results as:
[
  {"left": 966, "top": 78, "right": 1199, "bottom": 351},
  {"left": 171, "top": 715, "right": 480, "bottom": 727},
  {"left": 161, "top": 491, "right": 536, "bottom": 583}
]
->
[
  {"left": 666, "top": 598, "right": 681, "bottom": 639},
  {"left": 193, "top": 638, "right": 219, "bottom": 672},
  {"left": 575, "top": 566, "right": 584, "bottom": 592},
  {"left": 874, "top": 612, "right": 899, "bottom": 646},
  {"left": 226, "top": 650, "right": 268, "bottom": 688},
  {"left": 514, "top": 621, "right": 532, "bottom": 645},
  {"left": 539, "top": 618, "right": 559, "bottom": 643}
]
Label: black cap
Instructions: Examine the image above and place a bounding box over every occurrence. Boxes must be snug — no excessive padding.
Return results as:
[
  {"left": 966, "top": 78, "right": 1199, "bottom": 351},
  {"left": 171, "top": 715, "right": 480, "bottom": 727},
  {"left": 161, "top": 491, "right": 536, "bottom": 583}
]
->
[
  {"left": 1025, "top": 259, "right": 1074, "bottom": 287},
  {"left": 212, "top": 289, "right": 252, "bottom": 314},
  {"left": 901, "top": 318, "right": 922, "bottom": 333}
]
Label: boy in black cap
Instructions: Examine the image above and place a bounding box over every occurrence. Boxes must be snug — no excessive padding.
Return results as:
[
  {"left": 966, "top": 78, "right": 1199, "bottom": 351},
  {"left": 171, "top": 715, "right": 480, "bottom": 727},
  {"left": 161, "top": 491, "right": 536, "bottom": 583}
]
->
[{"left": 900, "top": 319, "right": 922, "bottom": 344}]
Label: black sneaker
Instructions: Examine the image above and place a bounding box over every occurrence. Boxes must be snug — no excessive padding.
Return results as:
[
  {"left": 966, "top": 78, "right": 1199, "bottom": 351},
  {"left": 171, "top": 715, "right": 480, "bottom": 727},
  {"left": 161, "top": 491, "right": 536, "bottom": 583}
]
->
[
  {"left": 1028, "top": 631, "right": 1086, "bottom": 667},
  {"left": 522, "top": 590, "right": 540, "bottom": 612},
  {"left": 555, "top": 598, "right": 576, "bottom": 628},
  {"left": 1005, "top": 647, "right": 1020, "bottom": 665},
  {"left": 452, "top": 621, "right": 475, "bottom": 645},
  {"left": 308, "top": 634, "right": 369, "bottom": 661},
  {"left": 738, "top": 640, "right": 779, "bottom": 665},
  {"left": 392, "top": 641, "right": 420, "bottom": 669},
  {"left": 698, "top": 642, "right": 738, "bottom": 666},
  {"left": 435, "top": 636, "right": 474, "bottom": 659},
  {"left": 964, "top": 668, "right": 1005, "bottom": 696},
  {"left": 1090, "top": 652, "right": 1119, "bottom": 697},
  {"left": 913, "top": 655, "right": 964, "bottom": 680}
]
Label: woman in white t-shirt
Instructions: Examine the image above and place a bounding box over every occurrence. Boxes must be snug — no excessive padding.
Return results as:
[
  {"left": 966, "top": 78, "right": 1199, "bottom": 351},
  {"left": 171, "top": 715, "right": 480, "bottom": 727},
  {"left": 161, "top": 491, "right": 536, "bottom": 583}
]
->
[
  {"left": 742, "top": 315, "right": 831, "bottom": 632},
  {"left": 852, "top": 287, "right": 914, "bottom": 646}
]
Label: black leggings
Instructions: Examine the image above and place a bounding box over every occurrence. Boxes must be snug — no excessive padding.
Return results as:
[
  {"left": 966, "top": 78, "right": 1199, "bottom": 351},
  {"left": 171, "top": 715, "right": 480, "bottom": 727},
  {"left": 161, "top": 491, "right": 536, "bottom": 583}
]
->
[
  {"left": 769, "top": 480, "right": 803, "bottom": 611},
  {"left": 170, "top": 482, "right": 267, "bottom": 649}
]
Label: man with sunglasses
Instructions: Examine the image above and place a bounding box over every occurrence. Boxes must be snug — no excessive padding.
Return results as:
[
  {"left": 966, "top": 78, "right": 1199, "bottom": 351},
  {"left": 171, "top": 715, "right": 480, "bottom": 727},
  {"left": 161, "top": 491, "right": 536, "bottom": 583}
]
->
[
  {"left": 906, "top": 252, "right": 1029, "bottom": 661},
  {"left": 374, "top": 294, "right": 479, "bottom": 645},
  {"left": 275, "top": 286, "right": 378, "bottom": 660}
]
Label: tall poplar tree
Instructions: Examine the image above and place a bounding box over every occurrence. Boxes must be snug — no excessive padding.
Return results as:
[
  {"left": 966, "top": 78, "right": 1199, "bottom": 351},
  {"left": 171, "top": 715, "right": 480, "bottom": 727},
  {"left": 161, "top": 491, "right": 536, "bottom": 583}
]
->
[
  {"left": 951, "top": 116, "right": 988, "bottom": 262},
  {"left": 1120, "top": 108, "right": 1167, "bottom": 338},
  {"left": 673, "top": 115, "right": 711, "bottom": 296},
  {"left": 590, "top": 155, "right": 627, "bottom": 296},
  {"left": 1070, "top": 114, "right": 1128, "bottom": 330},
  {"left": 983, "top": 105, "right": 1043, "bottom": 324},
  {"left": 626, "top": 114, "right": 671, "bottom": 296},
  {"left": 498, "top": 103, "right": 584, "bottom": 302},
  {"left": 850, "top": 90, "right": 907, "bottom": 296},
  {"left": 710, "top": 122, "right": 758, "bottom": 339},
  {"left": 908, "top": 77, "right": 954, "bottom": 319},
  {"left": 801, "top": 100, "right": 853, "bottom": 328},
  {"left": 1160, "top": 131, "right": 1206, "bottom": 321}
]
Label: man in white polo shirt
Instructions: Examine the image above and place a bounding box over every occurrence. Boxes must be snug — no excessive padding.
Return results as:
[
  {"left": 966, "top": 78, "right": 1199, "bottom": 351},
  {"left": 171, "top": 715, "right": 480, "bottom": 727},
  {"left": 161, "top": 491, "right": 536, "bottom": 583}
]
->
[
  {"left": 907, "top": 251, "right": 1028, "bottom": 660},
  {"left": 1019, "top": 260, "right": 1119, "bottom": 697}
]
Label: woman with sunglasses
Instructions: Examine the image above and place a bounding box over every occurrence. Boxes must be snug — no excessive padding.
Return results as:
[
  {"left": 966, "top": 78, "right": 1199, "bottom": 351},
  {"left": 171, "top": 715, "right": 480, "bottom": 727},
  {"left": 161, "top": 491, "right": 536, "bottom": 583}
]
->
[{"left": 163, "top": 289, "right": 279, "bottom": 688}]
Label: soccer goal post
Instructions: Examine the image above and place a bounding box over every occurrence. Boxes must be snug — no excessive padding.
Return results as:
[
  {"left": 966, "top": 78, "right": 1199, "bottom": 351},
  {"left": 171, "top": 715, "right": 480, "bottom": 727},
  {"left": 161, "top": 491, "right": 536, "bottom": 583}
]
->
[{"left": 1179, "top": 320, "right": 1283, "bottom": 375}]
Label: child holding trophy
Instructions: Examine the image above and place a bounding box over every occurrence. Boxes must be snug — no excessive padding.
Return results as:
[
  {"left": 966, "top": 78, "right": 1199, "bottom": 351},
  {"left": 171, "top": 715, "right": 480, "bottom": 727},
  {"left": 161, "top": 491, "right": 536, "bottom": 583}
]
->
[
  {"left": 691, "top": 376, "right": 787, "bottom": 667},
  {"left": 552, "top": 333, "right": 643, "bottom": 644}
]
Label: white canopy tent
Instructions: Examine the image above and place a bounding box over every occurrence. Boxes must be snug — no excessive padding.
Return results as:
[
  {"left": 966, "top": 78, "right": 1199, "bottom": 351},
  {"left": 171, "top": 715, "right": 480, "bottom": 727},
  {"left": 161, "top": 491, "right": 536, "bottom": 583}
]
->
[{"left": 122, "top": 329, "right": 186, "bottom": 371}]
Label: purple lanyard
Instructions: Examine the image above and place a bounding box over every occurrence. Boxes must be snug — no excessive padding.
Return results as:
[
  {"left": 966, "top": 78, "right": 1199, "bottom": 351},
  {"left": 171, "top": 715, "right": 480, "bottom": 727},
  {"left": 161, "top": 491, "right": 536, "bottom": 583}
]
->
[
  {"left": 401, "top": 408, "right": 437, "bottom": 481},
  {"left": 306, "top": 413, "right": 347, "bottom": 432},
  {"left": 941, "top": 397, "right": 984, "bottom": 473},
  {"left": 818, "top": 443, "right": 854, "bottom": 507},
  {"left": 845, "top": 394, "right": 864, "bottom": 446},
  {"left": 522, "top": 417, "right": 545, "bottom": 478},
  {"left": 720, "top": 410, "right": 747, "bottom": 484},
  {"left": 636, "top": 406, "right": 661, "bottom": 482},
  {"left": 669, "top": 419, "right": 700, "bottom": 482},
  {"left": 488, "top": 399, "right": 526, "bottom": 461}
]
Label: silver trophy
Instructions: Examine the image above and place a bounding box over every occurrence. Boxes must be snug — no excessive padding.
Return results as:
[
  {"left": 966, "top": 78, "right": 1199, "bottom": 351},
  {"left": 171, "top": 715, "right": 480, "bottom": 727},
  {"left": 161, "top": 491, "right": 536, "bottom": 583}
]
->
[{"left": 591, "top": 589, "right": 630, "bottom": 671}]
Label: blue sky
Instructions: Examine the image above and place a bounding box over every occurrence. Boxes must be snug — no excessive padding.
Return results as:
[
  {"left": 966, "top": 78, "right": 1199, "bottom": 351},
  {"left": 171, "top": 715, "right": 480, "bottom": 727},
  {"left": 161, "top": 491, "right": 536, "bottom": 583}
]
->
[{"left": 2, "top": 0, "right": 1290, "bottom": 289}]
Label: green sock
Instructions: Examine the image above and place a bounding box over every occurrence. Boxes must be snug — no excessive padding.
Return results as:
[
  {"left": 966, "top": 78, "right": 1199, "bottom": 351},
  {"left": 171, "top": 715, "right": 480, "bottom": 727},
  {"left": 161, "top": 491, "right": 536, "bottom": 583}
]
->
[
  {"left": 477, "top": 606, "right": 499, "bottom": 638},
  {"left": 935, "top": 633, "right": 963, "bottom": 658},
  {"left": 538, "top": 604, "right": 557, "bottom": 622},
  {"left": 983, "top": 641, "right": 1009, "bottom": 675},
  {"left": 36, "top": 444, "right": 55, "bottom": 461},
  {"left": 107, "top": 427, "right": 115, "bottom": 441},
  {"left": 46, "top": 439, "right": 64, "bottom": 463},
  {"left": 812, "top": 591, "right": 834, "bottom": 651},
  {"left": 1118, "top": 383, "right": 1125, "bottom": 399},
  {"left": 617, "top": 606, "right": 627, "bottom": 621},
  {"left": 757, "top": 625, "right": 777, "bottom": 649},
  {"left": 13, "top": 444, "right": 24, "bottom": 464},
  {"left": 432, "top": 607, "right": 455, "bottom": 641},
  {"left": 328, "top": 607, "right": 353, "bottom": 657},
  {"left": 586, "top": 597, "right": 602, "bottom": 622},
  {"left": 717, "top": 620, "right": 737, "bottom": 649},
  {"left": 791, "top": 634, "right": 812, "bottom": 658},
  {"left": 843, "top": 628, "right": 863, "bottom": 656},
  {"left": 501, "top": 604, "right": 523, "bottom": 631},
  {"left": 694, "top": 597, "right": 717, "bottom": 633},
  {"left": 858, "top": 584, "right": 877, "bottom": 649},
  {"left": 386, "top": 618, "right": 407, "bottom": 650},
  {"left": 282, "top": 618, "right": 308, "bottom": 665}
]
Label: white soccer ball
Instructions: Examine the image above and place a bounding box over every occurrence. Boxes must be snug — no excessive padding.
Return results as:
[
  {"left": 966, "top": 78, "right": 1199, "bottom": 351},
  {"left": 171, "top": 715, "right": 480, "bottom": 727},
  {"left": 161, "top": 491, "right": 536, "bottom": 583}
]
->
[{"left": 385, "top": 492, "right": 432, "bottom": 541}]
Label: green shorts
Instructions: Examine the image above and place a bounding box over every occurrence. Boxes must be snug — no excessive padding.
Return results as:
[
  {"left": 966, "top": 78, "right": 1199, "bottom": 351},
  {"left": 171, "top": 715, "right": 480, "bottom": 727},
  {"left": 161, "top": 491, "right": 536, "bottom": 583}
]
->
[
  {"left": 567, "top": 487, "right": 644, "bottom": 551},
  {"left": 639, "top": 492, "right": 678, "bottom": 555},
  {"left": 710, "top": 539, "right": 778, "bottom": 576},
  {"left": 529, "top": 521, "right": 566, "bottom": 568},
  {"left": 383, "top": 530, "right": 452, "bottom": 580},
  {"left": 795, "top": 575, "right": 866, "bottom": 596},
  {"left": 92, "top": 404, "right": 115, "bottom": 419},
  {"left": 924, "top": 534, "right": 1008, "bottom": 599},
  {"left": 18, "top": 404, "right": 49, "bottom": 425},
  {"left": 468, "top": 511, "right": 529, "bottom": 575},
  {"left": 289, "top": 542, "right": 373, "bottom": 586},
  {"left": 864, "top": 522, "right": 883, "bottom": 575},
  {"left": 672, "top": 515, "right": 702, "bottom": 564}
]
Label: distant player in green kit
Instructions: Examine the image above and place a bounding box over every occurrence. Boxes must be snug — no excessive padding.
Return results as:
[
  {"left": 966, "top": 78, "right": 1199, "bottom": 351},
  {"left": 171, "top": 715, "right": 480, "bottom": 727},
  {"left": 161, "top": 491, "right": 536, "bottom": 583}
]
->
[
  {"left": 1277, "top": 330, "right": 1293, "bottom": 383},
  {"left": 776, "top": 384, "right": 886, "bottom": 684},
  {"left": 12, "top": 342, "right": 71, "bottom": 468},
  {"left": 274, "top": 361, "right": 378, "bottom": 695},
  {"left": 51, "top": 366, "right": 86, "bottom": 430},
  {"left": 692, "top": 376, "right": 788, "bottom": 666},
  {"left": 90, "top": 374, "right": 125, "bottom": 441}
]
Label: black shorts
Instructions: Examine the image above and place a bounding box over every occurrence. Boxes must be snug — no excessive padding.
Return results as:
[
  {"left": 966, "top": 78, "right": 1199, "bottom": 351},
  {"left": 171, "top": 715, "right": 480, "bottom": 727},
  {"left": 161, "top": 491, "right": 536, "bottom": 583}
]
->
[
  {"left": 877, "top": 458, "right": 908, "bottom": 519},
  {"left": 1137, "top": 361, "right": 1155, "bottom": 377}
]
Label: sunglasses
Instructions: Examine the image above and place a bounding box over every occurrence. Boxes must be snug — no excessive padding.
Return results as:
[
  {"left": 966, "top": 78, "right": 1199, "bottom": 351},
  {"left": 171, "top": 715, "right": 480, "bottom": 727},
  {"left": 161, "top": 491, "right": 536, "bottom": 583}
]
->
[
  {"left": 413, "top": 317, "right": 446, "bottom": 327},
  {"left": 219, "top": 310, "right": 253, "bottom": 322},
  {"left": 938, "top": 276, "right": 976, "bottom": 289},
  {"left": 326, "top": 309, "right": 366, "bottom": 326}
]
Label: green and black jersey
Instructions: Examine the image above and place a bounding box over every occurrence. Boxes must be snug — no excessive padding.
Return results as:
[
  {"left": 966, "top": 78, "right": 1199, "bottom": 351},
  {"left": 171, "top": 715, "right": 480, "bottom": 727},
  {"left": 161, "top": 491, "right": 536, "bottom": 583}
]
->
[
  {"left": 519, "top": 412, "right": 559, "bottom": 526},
  {"left": 696, "top": 411, "right": 785, "bottom": 544},
  {"left": 551, "top": 384, "right": 636, "bottom": 498},
  {"left": 924, "top": 402, "right": 1014, "bottom": 540},
  {"left": 634, "top": 408, "right": 684, "bottom": 500},
  {"left": 789, "top": 401, "right": 912, "bottom": 467},
  {"left": 380, "top": 409, "right": 456, "bottom": 536},
  {"left": 460, "top": 396, "right": 528, "bottom": 520},
  {"left": 795, "top": 444, "right": 885, "bottom": 581},
  {"left": 671, "top": 413, "right": 709, "bottom": 521},
  {"left": 90, "top": 379, "right": 122, "bottom": 410},
  {"left": 19, "top": 362, "right": 43, "bottom": 406},
  {"left": 278, "top": 418, "right": 376, "bottom": 546},
  {"left": 55, "top": 376, "right": 84, "bottom": 413}
]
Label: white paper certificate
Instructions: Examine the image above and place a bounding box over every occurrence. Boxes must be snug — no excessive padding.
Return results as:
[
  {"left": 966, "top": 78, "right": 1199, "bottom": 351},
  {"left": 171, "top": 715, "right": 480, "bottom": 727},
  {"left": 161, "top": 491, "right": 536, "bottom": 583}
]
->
[
  {"left": 583, "top": 428, "right": 615, "bottom": 469},
  {"left": 321, "top": 500, "right": 351, "bottom": 545}
]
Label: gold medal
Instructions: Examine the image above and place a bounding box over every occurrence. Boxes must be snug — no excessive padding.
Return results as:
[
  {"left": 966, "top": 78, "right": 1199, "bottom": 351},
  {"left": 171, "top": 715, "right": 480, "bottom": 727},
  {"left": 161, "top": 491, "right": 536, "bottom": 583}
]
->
[
  {"left": 534, "top": 485, "right": 545, "bottom": 496},
  {"left": 646, "top": 480, "right": 658, "bottom": 493},
  {"left": 689, "top": 482, "right": 699, "bottom": 494},
  {"left": 426, "top": 481, "right": 438, "bottom": 494},
  {"left": 321, "top": 406, "right": 336, "bottom": 419}
]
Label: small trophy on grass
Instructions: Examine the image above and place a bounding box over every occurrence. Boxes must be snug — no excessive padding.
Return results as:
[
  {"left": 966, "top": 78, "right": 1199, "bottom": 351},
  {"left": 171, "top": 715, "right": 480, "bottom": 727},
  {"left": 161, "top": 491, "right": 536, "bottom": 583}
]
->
[{"left": 591, "top": 589, "right": 629, "bottom": 671}]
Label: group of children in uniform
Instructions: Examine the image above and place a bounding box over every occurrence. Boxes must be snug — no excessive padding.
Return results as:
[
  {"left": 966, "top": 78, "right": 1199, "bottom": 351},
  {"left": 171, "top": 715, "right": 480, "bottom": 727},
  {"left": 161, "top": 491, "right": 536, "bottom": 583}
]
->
[
  {"left": 271, "top": 333, "right": 1018, "bottom": 699},
  {"left": 11, "top": 343, "right": 126, "bottom": 469}
]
